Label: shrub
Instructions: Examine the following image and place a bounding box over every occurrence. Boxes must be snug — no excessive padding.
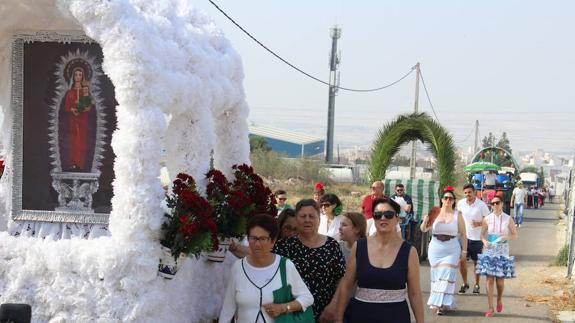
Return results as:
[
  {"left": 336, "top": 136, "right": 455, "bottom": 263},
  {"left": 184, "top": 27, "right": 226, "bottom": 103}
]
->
[{"left": 554, "top": 244, "right": 569, "bottom": 266}]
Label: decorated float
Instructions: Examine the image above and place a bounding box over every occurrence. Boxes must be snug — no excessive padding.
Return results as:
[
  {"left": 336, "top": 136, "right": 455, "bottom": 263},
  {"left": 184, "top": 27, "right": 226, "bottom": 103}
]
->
[{"left": 0, "top": 0, "right": 258, "bottom": 321}]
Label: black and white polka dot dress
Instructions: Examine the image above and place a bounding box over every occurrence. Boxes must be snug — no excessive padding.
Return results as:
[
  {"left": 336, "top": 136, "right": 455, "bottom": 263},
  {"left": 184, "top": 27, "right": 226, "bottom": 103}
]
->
[{"left": 273, "top": 236, "right": 346, "bottom": 320}]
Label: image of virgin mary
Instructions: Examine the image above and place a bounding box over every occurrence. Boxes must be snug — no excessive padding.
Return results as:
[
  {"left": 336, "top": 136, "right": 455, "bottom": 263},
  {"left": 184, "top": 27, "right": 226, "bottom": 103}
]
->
[{"left": 59, "top": 59, "right": 97, "bottom": 172}]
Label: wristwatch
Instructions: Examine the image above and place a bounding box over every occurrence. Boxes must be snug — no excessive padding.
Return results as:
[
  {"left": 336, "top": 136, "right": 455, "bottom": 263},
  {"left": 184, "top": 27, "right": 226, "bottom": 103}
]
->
[{"left": 286, "top": 303, "right": 291, "bottom": 313}]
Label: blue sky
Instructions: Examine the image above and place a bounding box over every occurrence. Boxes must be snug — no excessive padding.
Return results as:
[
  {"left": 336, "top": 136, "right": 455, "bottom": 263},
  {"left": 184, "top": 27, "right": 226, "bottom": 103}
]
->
[{"left": 197, "top": 1, "right": 575, "bottom": 154}]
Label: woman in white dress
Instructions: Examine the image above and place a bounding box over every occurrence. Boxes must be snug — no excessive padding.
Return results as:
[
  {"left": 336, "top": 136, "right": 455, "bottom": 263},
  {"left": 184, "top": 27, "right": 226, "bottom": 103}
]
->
[
  {"left": 219, "top": 214, "right": 313, "bottom": 323},
  {"left": 476, "top": 196, "right": 517, "bottom": 317},
  {"left": 420, "top": 188, "right": 467, "bottom": 315},
  {"left": 318, "top": 193, "right": 343, "bottom": 240}
]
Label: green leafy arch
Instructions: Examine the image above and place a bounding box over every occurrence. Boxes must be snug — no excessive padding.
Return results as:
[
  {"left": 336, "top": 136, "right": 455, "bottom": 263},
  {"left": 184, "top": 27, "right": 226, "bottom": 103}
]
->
[{"left": 368, "top": 112, "right": 456, "bottom": 188}]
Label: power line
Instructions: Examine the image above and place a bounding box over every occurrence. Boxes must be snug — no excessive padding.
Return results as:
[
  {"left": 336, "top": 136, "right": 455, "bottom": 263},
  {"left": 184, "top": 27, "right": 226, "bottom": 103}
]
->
[
  {"left": 455, "top": 126, "right": 475, "bottom": 143},
  {"left": 418, "top": 68, "right": 440, "bottom": 122},
  {"left": 208, "top": 0, "right": 415, "bottom": 92}
]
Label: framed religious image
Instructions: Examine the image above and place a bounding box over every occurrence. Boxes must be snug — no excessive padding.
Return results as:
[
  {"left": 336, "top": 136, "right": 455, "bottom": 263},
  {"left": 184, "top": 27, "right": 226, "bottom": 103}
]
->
[{"left": 10, "top": 31, "right": 117, "bottom": 224}]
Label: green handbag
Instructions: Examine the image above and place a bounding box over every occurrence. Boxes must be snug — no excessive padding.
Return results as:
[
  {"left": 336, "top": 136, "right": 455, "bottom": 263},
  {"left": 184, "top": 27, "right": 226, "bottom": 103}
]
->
[{"left": 272, "top": 257, "right": 315, "bottom": 323}]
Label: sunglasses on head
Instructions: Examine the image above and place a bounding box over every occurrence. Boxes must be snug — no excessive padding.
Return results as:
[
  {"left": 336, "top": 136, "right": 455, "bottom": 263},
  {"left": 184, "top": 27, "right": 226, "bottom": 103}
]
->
[
  {"left": 491, "top": 201, "right": 501, "bottom": 205},
  {"left": 373, "top": 210, "right": 397, "bottom": 220},
  {"left": 442, "top": 196, "right": 454, "bottom": 200}
]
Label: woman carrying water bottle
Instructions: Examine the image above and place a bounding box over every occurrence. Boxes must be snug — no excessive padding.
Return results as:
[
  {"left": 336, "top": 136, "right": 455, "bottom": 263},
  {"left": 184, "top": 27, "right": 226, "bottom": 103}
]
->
[{"left": 476, "top": 196, "right": 517, "bottom": 317}]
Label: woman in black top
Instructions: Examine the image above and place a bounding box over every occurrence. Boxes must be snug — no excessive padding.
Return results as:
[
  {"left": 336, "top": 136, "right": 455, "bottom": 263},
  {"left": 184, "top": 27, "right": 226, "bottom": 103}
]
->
[
  {"left": 335, "top": 197, "right": 424, "bottom": 323},
  {"left": 274, "top": 199, "right": 346, "bottom": 321}
]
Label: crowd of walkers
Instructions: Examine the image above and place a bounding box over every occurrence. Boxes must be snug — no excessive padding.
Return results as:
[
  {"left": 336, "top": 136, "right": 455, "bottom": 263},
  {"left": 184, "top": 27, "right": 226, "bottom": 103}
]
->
[{"left": 220, "top": 182, "right": 518, "bottom": 322}]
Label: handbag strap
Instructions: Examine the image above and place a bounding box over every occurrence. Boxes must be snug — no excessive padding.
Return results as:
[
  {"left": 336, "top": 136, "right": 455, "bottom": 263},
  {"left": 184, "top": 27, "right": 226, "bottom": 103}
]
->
[{"left": 279, "top": 256, "right": 288, "bottom": 287}]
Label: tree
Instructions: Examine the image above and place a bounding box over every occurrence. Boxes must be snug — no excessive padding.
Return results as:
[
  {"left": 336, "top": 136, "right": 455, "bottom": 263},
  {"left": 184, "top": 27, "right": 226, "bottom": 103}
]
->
[
  {"left": 496, "top": 132, "right": 512, "bottom": 155},
  {"left": 249, "top": 135, "right": 271, "bottom": 153},
  {"left": 521, "top": 165, "right": 538, "bottom": 173},
  {"left": 481, "top": 132, "right": 496, "bottom": 148}
]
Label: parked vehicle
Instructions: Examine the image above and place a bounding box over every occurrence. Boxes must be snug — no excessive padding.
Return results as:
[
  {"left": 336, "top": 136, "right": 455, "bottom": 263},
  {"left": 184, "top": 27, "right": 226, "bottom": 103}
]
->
[{"left": 519, "top": 172, "right": 540, "bottom": 188}]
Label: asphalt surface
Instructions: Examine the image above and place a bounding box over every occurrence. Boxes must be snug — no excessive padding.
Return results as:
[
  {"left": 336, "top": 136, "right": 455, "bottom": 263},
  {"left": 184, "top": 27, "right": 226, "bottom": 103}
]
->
[{"left": 416, "top": 202, "right": 562, "bottom": 322}]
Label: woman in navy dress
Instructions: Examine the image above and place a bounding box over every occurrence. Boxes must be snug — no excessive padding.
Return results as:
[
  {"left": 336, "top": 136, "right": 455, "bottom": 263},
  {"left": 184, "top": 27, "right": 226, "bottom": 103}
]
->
[{"left": 334, "top": 197, "right": 424, "bottom": 323}]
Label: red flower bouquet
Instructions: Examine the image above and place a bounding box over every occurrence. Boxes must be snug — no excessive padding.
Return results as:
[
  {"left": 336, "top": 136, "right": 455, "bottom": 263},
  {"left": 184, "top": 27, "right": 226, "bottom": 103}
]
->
[
  {"left": 161, "top": 173, "right": 219, "bottom": 260},
  {"left": 207, "top": 164, "right": 277, "bottom": 239}
]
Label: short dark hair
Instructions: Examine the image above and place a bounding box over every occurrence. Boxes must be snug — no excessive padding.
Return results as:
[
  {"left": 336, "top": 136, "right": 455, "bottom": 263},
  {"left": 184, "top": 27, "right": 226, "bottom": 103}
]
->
[
  {"left": 246, "top": 214, "right": 279, "bottom": 240},
  {"left": 319, "top": 193, "right": 342, "bottom": 207},
  {"left": 372, "top": 196, "right": 401, "bottom": 214},
  {"left": 295, "top": 198, "right": 320, "bottom": 215},
  {"left": 462, "top": 183, "right": 475, "bottom": 191},
  {"left": 277, "top": 208, "right": 296, "bottom": 230},
  {"left": 274, "top": 189, "right": 287, "bottom": 196},
  {"left": 395, "top": 184, "right": 405, "bottom": 189}
]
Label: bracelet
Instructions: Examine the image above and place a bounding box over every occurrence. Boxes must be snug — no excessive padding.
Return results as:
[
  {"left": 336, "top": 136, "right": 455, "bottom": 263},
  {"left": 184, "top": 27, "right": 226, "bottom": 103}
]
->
[{"left": 461, "top": 250, "right": 467, "bottom": 254}]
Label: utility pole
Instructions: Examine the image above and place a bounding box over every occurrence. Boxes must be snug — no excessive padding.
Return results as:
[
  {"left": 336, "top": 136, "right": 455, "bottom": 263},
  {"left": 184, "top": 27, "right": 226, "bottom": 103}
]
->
[
  {"left": 326, "top": 25, "right": 341, "bottom": 163},
  {"left": 409, "top": 63, "right": 421, "bottom": 179},
  {"left": 473, "top": 120, "right": 479, "bottom": 154}
]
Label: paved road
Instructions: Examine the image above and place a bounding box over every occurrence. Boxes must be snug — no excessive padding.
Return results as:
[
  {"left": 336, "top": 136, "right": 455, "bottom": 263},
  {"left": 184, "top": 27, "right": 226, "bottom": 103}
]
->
[{"left": 416, "top": 202, "right": 562, "bottom": 322}]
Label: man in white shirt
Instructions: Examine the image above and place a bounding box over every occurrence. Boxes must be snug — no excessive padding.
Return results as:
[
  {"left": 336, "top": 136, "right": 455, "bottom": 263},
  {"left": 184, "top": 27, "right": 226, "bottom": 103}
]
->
[
  {"left": 511, "top": 182, "right": 528, "bottom": 228},
  {"left": 548, "top": 186, "right": 555, "bottom": 203},
  {"left": 457, "top": 183, "right": 490, "bottom": 294}
]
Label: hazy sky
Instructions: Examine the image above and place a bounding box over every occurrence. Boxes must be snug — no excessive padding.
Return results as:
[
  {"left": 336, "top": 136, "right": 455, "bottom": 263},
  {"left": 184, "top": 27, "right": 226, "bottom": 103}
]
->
[{"left": 197, "top": 1, "right": 575, "bottom": 155}]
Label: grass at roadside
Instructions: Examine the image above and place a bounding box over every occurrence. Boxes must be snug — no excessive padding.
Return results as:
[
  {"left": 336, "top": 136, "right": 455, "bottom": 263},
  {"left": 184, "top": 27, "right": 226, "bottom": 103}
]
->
[
  {"left": 270, "top": 182, "right": 369, "bottom": 212},
  {"left": 554, "top": 245, "right": 569, "bottom": 266}
]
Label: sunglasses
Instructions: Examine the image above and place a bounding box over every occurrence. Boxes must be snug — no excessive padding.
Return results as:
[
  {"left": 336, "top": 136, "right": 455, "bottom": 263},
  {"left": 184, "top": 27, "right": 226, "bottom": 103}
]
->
[
  {"left": 396, "top": 189, "right": 404, "bottom": 192},
  {"left": 278, "top": 198, "right": 287, "bottom": 201},
  {"left": 491, "top": 201, "right": 501, "bottom": 205},
  {"left": 373, "top": 210, "right": 397, "bottom": 220},
  {"left": 320, "top": 203, "right": 332, "bottom": 208},
  {"left": 442, "top": 196, "right": 454, "bottom": 200}
]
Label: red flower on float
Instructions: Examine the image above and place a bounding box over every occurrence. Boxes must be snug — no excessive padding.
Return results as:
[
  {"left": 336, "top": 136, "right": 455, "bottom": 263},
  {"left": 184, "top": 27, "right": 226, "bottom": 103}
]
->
[
  {"left": 161, "top": 172, "right": 218, "bottom": 260},
  {"left": 162, "top": 164, "right": 277, "bottom": 256},
  {"left": 207, "top": 164, "right": 277, "bottom": 239}
]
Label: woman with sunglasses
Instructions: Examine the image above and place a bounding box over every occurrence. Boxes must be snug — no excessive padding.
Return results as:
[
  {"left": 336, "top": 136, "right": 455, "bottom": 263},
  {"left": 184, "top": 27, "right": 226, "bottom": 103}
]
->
[
  {"left": 420, "top": 188, "right": 467, "bottom": 315},
  {"left": 220, "top": 214, "right": 314, "bottom": 323},
  {"left": 275, "top": 189, "right": 292, "bottom": 213},
  {"left": 319, "top": 193, "right": 344, "bottom": 240},
  {"left": 335, "top": 197, "right": 424, "bottom": 323},
  {"left": 476, "top": 196, "right": 517, "bottom": 317}
]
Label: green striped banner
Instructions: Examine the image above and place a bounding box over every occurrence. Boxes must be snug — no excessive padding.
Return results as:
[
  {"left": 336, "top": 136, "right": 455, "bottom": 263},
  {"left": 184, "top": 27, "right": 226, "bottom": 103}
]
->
[{"left": 383, "top": 179, "right": 440, "bottom": 221}]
